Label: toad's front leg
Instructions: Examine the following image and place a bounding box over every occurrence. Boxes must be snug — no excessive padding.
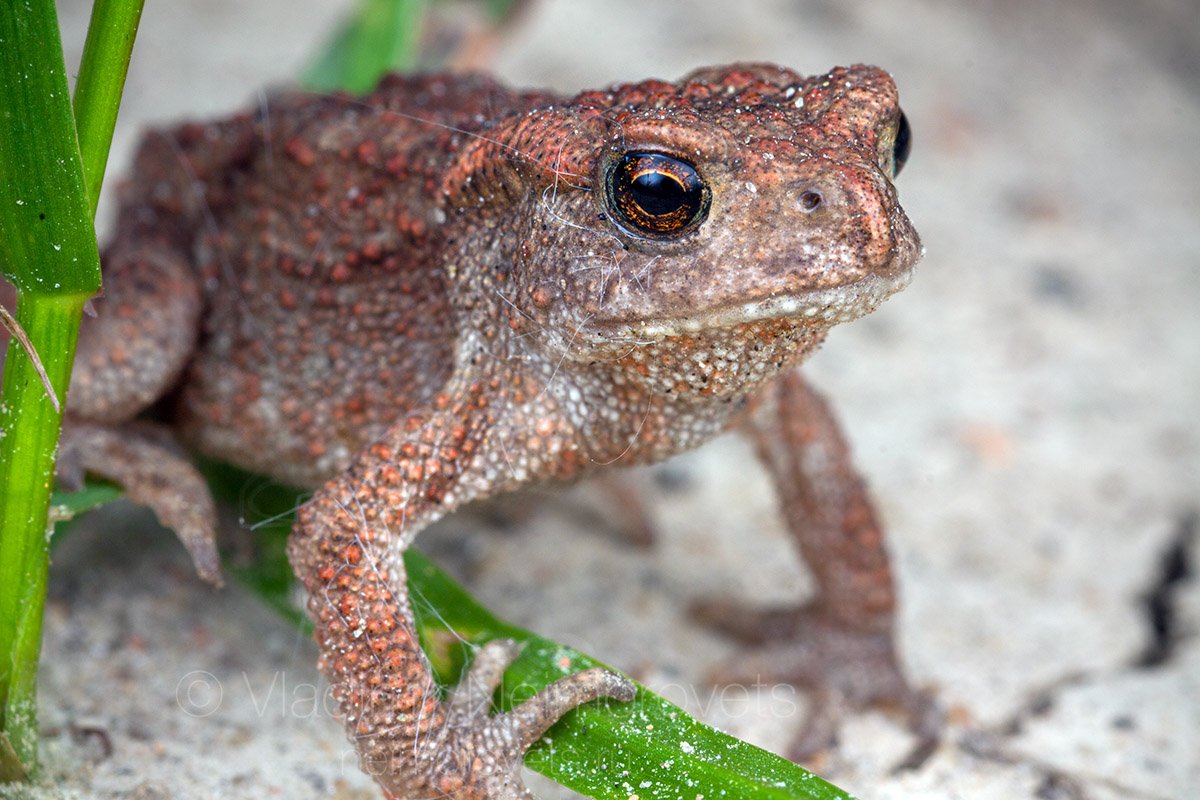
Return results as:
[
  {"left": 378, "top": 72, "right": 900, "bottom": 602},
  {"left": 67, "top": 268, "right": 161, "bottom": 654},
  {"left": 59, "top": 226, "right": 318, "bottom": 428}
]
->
[
  {"left": 287, "top": 378, "right": 634, "bottom": 799},
  {"left": 697, "top": 370, "right": 939, "bottom": 766}
]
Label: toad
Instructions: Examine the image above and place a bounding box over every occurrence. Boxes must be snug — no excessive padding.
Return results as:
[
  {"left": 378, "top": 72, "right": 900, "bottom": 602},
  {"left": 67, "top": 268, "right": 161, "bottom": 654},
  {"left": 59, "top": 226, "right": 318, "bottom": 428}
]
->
[{"left": 60, "top": 63, "right": 932, "bottom": 797}]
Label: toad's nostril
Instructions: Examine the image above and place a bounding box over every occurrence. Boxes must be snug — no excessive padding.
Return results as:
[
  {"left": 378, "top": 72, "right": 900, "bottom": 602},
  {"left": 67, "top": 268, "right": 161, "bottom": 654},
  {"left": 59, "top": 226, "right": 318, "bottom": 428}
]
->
[{"left": 798, "top": 190, "right": 824, "bottom": 212}]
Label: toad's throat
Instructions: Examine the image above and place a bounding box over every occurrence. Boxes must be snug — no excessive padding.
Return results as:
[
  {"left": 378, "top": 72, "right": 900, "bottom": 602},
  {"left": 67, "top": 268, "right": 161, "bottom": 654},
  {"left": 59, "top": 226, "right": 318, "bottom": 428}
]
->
[{"left": 595, "top": 271, "right": 913, "bottom": 339}]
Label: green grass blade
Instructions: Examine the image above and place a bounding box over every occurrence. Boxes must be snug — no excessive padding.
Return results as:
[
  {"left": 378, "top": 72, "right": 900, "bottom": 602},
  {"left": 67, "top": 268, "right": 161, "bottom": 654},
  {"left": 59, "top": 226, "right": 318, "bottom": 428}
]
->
[
  {"left": 49, "top": 480, "right": 124, "bottom": 519},
  {"left": 0, "top": 0, "right": 139, "bottom": 774},
  {"left": 0, "top": 5, "right": 101, "bottom": 296},
  {"left": 406, "top": 550, "right": 856, "bottom": 800},
  {"left": 0, "top": 297, "right": 88, "bottom": 771},
  {"left": 72, "top": 0, "right": 146, "bottom": 218},
  {"left": 303, "top": 0, "right": 429, "bottom": 94},
  {"left": 0, "top": 0, "right": 102, "bottom": 772}
]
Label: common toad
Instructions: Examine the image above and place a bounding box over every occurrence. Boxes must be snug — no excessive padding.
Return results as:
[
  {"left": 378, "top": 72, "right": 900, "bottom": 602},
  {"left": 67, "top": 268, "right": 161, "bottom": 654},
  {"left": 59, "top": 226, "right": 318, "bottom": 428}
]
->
[{"left": 62, "top": 63, "right": 931, "bottom": 797}]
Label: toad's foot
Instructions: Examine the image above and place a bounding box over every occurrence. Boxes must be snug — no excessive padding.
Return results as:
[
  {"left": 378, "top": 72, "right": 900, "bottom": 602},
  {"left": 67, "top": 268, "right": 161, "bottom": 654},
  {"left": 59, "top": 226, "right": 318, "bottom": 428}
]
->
[
  {"left": 693, "top": 599, "right": 940, "bottom": 769},
  {"left": 386, "top": 640, "right": 635, "bottom": 799},
  {"left": 56, "top": 422, "right": 221, "bottom": 584}
]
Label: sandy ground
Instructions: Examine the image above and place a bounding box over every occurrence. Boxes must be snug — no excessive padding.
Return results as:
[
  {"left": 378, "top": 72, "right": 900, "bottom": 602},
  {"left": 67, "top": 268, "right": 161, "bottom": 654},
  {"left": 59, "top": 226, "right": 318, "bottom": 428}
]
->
[{"left": 5, "top": 0, "right": 1198, "bottom": 797}]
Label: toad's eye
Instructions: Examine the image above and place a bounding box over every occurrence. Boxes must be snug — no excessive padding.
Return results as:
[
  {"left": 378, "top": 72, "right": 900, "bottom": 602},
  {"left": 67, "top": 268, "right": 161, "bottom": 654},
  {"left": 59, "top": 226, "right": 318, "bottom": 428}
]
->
[
  {"left": 606, "top": 152, "right": 710, "bottom": 239},
  {"left": 892, "top": 111, "right": 912, "bottom": 177}
]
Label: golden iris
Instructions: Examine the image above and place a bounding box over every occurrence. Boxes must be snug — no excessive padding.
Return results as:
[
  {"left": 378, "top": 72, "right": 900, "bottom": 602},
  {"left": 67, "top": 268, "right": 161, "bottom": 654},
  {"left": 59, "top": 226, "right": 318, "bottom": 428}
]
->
[{"left": 606, "top": 152, "right": 710, "bottom": 238}]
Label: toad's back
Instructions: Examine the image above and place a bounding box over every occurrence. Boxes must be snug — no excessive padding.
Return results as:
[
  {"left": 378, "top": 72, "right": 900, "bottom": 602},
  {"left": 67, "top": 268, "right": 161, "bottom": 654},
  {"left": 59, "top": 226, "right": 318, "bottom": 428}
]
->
[{"left": 113, "top": 75, "right": 560, "bottom": 487}]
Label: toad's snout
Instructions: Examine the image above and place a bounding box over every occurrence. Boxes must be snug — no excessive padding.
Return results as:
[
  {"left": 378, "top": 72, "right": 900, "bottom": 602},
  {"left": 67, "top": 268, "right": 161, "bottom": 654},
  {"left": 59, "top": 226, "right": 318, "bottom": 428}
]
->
[{"left": 785, "top": 158, "right": 919, "bottom": 284}]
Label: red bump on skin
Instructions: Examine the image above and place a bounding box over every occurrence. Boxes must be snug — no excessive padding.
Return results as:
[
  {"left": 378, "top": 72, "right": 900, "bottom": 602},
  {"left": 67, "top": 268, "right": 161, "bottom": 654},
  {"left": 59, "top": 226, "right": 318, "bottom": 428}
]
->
[
  {"left": 530, "top": 285, "right": 552, "bottom": 308},
  {"left": 361, "top": 239, "right": 382, "bottom": 261},
  {"left": 284, "top": 137, "right": 316, "bottom": 167},
  {"left": 356, "top": 140, "right": 378, "bottom": 164},
  {"left": 276, "top": 289, "right": 297, "bottom": 311}
]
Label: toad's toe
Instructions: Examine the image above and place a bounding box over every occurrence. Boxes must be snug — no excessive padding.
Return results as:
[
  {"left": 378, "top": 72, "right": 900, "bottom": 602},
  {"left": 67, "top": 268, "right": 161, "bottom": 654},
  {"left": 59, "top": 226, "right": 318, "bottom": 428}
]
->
[{"left": 392, "top": 641, "right": 635, "bottom": 799}]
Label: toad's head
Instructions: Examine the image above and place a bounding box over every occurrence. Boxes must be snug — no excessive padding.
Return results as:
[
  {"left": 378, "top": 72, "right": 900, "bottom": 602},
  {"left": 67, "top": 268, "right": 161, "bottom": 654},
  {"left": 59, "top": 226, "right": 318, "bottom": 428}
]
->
[{"left": 445, "top": 63, "right": 920, "bottom": 401}]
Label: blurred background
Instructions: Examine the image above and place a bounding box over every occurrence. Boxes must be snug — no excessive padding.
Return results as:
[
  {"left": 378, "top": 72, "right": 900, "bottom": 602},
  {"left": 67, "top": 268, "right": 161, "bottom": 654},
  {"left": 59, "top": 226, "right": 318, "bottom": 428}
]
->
[{"left": 42, "top": 0, "right": 1199, "bottom": 797}]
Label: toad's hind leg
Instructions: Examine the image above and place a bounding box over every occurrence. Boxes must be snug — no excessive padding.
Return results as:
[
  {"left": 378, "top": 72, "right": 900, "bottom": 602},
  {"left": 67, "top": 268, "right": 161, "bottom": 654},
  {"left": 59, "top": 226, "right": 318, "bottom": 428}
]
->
[
  {"left": 70, "top": 222, "right": 202, "bottom": 423},
  {"left": 59, "top": 213, "right": 220, "bottom": 581},
  {"left": 697, "top": 369, "right": 939, "bottom": 767}
]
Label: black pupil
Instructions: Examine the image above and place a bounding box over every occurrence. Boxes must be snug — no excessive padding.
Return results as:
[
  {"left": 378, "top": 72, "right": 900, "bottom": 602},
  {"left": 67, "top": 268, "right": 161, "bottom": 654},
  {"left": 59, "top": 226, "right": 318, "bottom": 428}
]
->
[
  {"left": 630, "top": 169, "right": 687, "bottom": 216},
  {"left": 609, "top": 152, "right": 708, "bottom": 237},
  {"left": 893, "top": 111, "right": 912, "bottom": 175}
]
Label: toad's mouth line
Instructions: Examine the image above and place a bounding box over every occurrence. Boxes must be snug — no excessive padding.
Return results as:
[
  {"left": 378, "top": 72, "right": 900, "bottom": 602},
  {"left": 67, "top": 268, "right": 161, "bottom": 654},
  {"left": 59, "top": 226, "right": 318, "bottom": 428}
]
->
[{"left": 591, "top": 270, "right": 913, "bottom": 339}]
